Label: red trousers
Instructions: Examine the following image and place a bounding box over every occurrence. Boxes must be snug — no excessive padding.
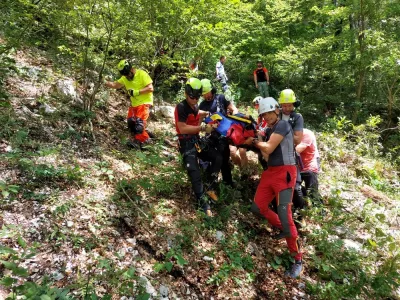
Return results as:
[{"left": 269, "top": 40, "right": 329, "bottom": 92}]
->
[
  {"left": 127, "top": 104, "right": 150, "bottom": 143},
  {"left": 254, "top": 165, "right": 302, "bottom": 261}
]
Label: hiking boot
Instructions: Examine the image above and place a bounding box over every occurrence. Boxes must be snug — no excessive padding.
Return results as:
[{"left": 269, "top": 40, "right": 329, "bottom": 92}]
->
[
  {"left": 206, "top": 190, "right": 219, "bottom": 203},
  {"left": 126, "top": 140, "right": 141, "bottom": 150},
  {"left": 272, "top": 231, "right": 292, "bottom": 240},
  {"left": 285, "top": 260, "right": 303, "bottom": 278},
  {"left": 202, "top": 203, "right": 213, "bottom": 217}
]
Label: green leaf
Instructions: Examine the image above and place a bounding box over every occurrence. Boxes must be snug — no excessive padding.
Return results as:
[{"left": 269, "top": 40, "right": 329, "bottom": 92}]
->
[
  {"left": 17, "top": 236, "right": 27, "bottom": 249},
  {"left": 367, "top": 239, "right": 377, "bottom": 247},
  {"left": 136, "top": 293, "right": 150, "bottom": 300},
  {"left": 389, "top": 242, "right": 396, "bottom": 252},
  {"left": 0, "top": 246, "right": 17, "bottom": 254},
  {"left": 13, "top": 266, "right": 29, "bottom": 277},
  {"left": 2, "top": 190, "right": 10, "bottom": 198},
  {"left": 375, "top": 213, "right": 386, "bottom": 222},
  {"left": 0, "top": 276, "right": 17, "bottom": 287},
  {"left": 273, "top": 255, "right": 282, "bottom": 265},
  {"left": 40, "top": 296, "right": 52, "bottom": 300},
  {"left": 0, "top": 260, "right": 17, "bottom": 270},
  {"left": 124, "top": 267, "right": 136, "bottom": 278},
  {"left": 164, "top": 261, "right": 173, "bottom": 272},
  {"left": 153, "top": 263, "right": 165, "bottom": 272},
  {"left": 271, "top": 262, "right": 280, "bottom": 270},
  {"left": 375, "top": 228, "right": 386, "bottom": 238},
  {"left": 175, "top": 254, "right": 187, "bottom": 266}
]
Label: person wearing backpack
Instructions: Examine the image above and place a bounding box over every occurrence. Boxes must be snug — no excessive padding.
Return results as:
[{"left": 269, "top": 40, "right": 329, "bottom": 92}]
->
[
  {"left": 244, "top": 97, "right": 303, "bottom": 278},
  {"left": 199, "top": 79, "right": 238, "bottom": 188},
  {"left": 174, "top": 78, "right": 222, "bottom": 217}
]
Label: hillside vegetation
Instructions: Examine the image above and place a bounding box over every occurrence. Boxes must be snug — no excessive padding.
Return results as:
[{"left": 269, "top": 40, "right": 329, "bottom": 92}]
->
[{"left": 0, "top": 0, "right": 399, "bottom": 299}]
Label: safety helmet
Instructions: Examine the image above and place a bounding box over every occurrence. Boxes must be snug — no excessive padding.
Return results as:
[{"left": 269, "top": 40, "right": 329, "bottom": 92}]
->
[
  {"left": 258, "top": 97, "right": 279, "bottom": 115},
  {"left": 252, "top": 96, "right": 263, "bottom": 106},
  {"left": 117, "top": 59, "right": 132, "bottom": 76},
  {"left": 278, "top": 89, "right": 296, "bottom": 104},
  {"left": 185, "top": 78, "right": 202, "bottom": 99},
  {"left": 200, "top": 79, "right": 212, "bottom": 95}
]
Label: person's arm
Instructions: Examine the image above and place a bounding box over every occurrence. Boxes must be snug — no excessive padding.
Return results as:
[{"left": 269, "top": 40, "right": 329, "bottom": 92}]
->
[
  {"left": 265, "top": 68, "right": 270, "bottom": 85},
  {"left": 294, "top": 130, "right": 303, "bottom": 146},
  {"left": 198, "top": 110, "right": 209, "bottom": 125},
  {"left": 245, "top": 133, "right": 284, "bottom": 154},
  {"left": 105, "top": 81, "right": 124, "bottom": 89},
  {"left": 227, "top": 103, "right": 238, "bottom": 115},
  {"left": 253, "top": 71, "right": 258, "bottom": 88},
  {"left": 177, "top": 122, "right": 201, "bottom": 135},
  {"left": 295, "top": 143, "right": 307, "bottom": 153},
  {"left": 139, "top": 83, "right": 154, "bottom": 94}
]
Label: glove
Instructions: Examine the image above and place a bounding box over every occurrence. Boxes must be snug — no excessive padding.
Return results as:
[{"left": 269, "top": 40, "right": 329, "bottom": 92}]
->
[{"left": 127, "top": 89, "right": 140, "bottom": 97}]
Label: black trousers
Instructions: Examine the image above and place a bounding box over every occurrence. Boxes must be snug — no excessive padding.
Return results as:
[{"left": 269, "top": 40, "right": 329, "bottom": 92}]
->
[
  {"left": 213, "top": 137, "right": 233, "bottom": 186},
  {"left": 300, "top": 171, "right": 322, "bottom": 204},
  {"left": 179, "top": 139, "right": 223, "bottom": 207}
]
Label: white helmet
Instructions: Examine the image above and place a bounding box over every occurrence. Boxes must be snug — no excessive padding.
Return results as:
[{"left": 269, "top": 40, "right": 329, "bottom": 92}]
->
[
  {"left": 252, "top": 96, "right": 263, "bottom": 105},
  {"left": 258, "top": 97, "right": 279, "bottom": 115}
]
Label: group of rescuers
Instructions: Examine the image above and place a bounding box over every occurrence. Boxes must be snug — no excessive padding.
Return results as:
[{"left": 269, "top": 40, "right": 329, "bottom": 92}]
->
[{"left": 105, "top": 59, "right": 321, "bottom": 279}]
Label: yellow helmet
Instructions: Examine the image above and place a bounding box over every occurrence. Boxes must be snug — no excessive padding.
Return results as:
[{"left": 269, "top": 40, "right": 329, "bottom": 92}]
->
[
  {"left": 185, "top": 78, "right": 202, "bottom": 99},
  {"left": 200, "top": 79, "right": 212, "bottom": 95},
  {"left": 278, "top": 89, "right": 296, "bottom": 104},
  {"left": 117, "top": 59, "right": 132, "bottom": 76}
]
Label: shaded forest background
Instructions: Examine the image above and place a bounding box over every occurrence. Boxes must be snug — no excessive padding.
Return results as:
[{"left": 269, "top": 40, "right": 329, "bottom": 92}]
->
[
  {"left": 1, "top": 0, "right": 399, "bottom": 165},
  {"left": 0, "top": 1, "right": 400, "bottom": 299}
]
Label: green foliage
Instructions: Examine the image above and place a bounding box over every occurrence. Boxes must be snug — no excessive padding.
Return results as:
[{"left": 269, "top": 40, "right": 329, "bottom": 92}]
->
[{"left": 0, "top": 180, "right": 19, "bottom": 202}]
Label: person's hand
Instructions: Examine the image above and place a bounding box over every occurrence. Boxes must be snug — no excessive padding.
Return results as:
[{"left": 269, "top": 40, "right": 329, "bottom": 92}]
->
[
  {"left": 267, "top": 81, "right": 270, "bottom": 85},
  {"left": 127, "top": 89, "right": 140, "bottom": 97},
  {"left": 255, "top": 84, "right": 258, "bottom": 88},
  {"left": 199, "top": 110, "right": 209, "bottom": 118},
  {"left": 243, "top": 137, "right": 254, "bottom": 145},
  {"left": 205, "top": 124, "right": 216, "bottom": 134}
]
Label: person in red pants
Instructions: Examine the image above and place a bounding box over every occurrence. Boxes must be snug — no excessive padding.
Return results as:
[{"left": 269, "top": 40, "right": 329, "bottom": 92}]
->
[
  {"left": 104, "top": 59, "right": 153, "bottom": 149},
  {"left": 244, "top": 97, "right": 303, "bottom": 278}
]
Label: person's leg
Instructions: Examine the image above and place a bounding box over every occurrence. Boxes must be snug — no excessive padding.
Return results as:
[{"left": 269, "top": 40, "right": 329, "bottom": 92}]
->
[
  {"left": 292, "top": 167, "right": 305, "bottom": 210},
  {"left": 229, "top": 145, "right": 241, "bottom": 166},
  {"left": 253, "top": 170, "right": 282, "bottom": 227},
  {"left": 239, "top": 148, "right": 248, "bottom": 168},
  {"left": 199, "top": 145, "right": 223, "bottom": 192},
  {"left": 179, "top": 142, "right": 209, "bottom": 213},
  {"left": 272, "top": 167, "right": 302, "bottom": 261},
  {"left": 219, "top": 139, "right": 233, "bottom": 185},
  {"left": 132, "top": 105, "right": 150, "bottom": 143},
  {"left": 258, "top": 82, "right": 264, "bottom": 97}
]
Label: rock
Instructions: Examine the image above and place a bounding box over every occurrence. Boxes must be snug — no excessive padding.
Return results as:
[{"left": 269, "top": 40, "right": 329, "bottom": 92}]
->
[
  {"left": 50, "top": 79, "right": 77, "bottom": 100},
  {"left": 202, "top": 256, "right": 213, "bottom": 262},
  {"left": 52, "top": 271, "right": 64, "bottom": 281},
  {"left": 153, "top": 106, "right": 175, "bottom": 119},
  {"left": 21, "top": 106, "right": 40, "bottom": 118},
  {"left": 298, "top": 282, "right": 306, "bottom": 290},
  {"left": 342, "top": 239, "right": 363, "bottom": 252},
  {"left": 139, "top": 276, "right": 156, "bottom": 295},
  {"left": 39, "top": 103, "right": 56, "bottom": 114},
  {"left": 215, "top": 231, "right": 225, "bottom": 241},
  {"left": 126, "top": 238, "right": 136, "bottom": 245},
  {"left": 159, "top": 285, "right": 168, "bottom": 298},
  {"left": 66, "top": 221, "right": 74, "bottom": 227}
]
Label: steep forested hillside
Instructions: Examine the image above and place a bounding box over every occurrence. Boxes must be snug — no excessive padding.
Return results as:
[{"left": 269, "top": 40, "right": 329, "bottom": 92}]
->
[{"left": 0, "top": 0, "right": 399, "bottom": 299}]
